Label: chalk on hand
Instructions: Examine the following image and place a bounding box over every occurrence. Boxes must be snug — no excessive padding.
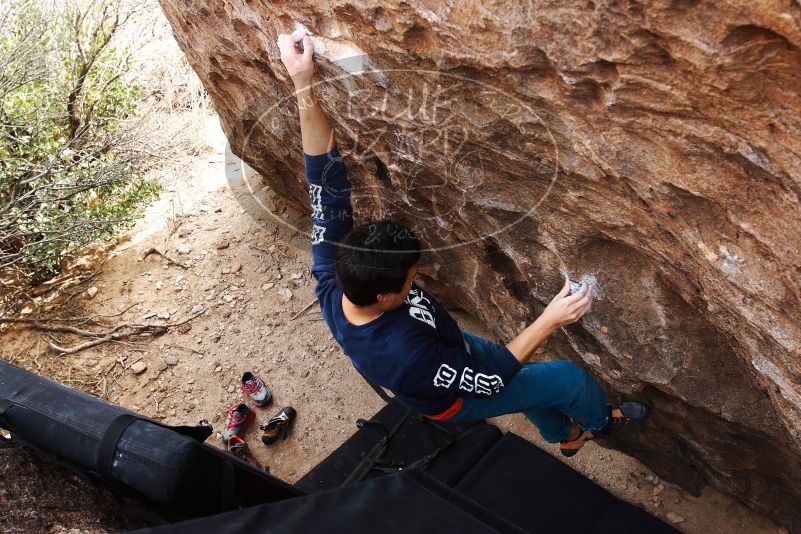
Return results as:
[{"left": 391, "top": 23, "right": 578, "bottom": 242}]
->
[
  {"left": 568, "top": 279, "right": 582, "bottom": 295},
  {"left": 567, "top": 274, "right": 598, "bottom": 298},
  {"left": 292, "top": 22, "right": 312, "bottom": 52}
]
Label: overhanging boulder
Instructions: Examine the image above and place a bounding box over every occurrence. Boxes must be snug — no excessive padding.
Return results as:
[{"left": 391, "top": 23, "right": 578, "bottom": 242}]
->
[{"left": 158, "top": 0, "right": 801, "bottom": 527}]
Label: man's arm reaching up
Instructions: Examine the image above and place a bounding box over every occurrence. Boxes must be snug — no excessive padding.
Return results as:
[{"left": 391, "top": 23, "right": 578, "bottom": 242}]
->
[
  {"left": 278, "top": 30, "right": 333, "bottom": 155},
  {"left": 277, "top": 29, "right": 353, "bottom": 285}
]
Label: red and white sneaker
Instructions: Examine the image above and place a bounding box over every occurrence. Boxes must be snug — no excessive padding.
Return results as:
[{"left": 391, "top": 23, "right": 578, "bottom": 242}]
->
[
  {"left": 220, "top": 403, "right": 255, "bottom": 444},
  {"left": 240, "top": 372, "right": 272, "bottom": 407}
]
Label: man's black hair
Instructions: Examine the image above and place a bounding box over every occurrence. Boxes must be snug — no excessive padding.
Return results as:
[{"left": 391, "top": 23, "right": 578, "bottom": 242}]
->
[{"left": 336, "top": 220, "right": 421, "bottom": 306}]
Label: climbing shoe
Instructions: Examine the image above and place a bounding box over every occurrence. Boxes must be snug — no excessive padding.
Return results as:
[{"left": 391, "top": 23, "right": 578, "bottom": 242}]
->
[
  {"left": 240, "top": 371, "right": 272, "bottom": 407},
  {"left": 559, "top": 422, "right": 595, "bottom": 457},
  {"left": 227, "top": 435, "right": 268, "bottom": 472},
  {"left": 220, "top": 403, "right": 255, "bottom": 445},
  {"left": 593, "top": 401, "right": 650, "bottom": 439},
  {"left": 260, "top": 406, "right": 296, "bottom": 445}
]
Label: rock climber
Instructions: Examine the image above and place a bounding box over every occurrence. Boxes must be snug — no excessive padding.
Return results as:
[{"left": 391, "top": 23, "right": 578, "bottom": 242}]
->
[{"left": 276, "top": 29, "right": 648, "bottom": 456}]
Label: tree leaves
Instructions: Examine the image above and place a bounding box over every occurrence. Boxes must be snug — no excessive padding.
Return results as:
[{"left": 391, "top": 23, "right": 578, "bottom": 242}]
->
[{"left": 0, "top": 0, "right": 157, "bottom": 283}]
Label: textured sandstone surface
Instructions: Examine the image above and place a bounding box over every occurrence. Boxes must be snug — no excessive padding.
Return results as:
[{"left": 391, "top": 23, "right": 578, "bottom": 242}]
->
[{"left": 158, "top": 0, "right": 801, "bottom": 527}]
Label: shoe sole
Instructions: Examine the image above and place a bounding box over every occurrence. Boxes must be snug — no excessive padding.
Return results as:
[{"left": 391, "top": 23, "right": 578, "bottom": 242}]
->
[
  {"left": 559, "top": 430, "right": 594, "bottom": 457},
  {"left": 240, "top": 408, "right": 256, "bottom": 434}
]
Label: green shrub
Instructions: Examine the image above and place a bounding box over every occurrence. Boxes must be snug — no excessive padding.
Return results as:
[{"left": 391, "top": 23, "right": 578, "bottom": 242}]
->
[{"left": 0, "top": 0, "right": 159, "bottom": 283}]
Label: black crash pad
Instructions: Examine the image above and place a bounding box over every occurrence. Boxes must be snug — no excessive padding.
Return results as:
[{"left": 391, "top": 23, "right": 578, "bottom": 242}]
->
[
  {"left": 132, "top": 469, "right": 526, "bottom": 534},
  {"left": 295, "top": 399, "right": 502, "bottom": 493},
  {"left": 455, "top": 433, "right": 678, "bottom": 534}
]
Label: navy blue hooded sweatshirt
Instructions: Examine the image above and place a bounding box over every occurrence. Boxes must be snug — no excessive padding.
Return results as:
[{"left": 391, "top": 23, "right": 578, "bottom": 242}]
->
[{"left": 306, "top": 147, "right": 522, "bottom": 416}]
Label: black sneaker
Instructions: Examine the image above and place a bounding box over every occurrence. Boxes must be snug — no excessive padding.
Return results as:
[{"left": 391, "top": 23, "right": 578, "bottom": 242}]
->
[
  {"left": 260, "top": 406, "right": 296, "bottom": 445},
  {"left": 594, "top": 401, "right": 650, "bottom": 439}
]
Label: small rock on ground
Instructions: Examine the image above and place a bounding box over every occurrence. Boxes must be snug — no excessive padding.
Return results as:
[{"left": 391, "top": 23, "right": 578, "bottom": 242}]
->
[{"left": 666, "top": 512, "right": 685, "bottom": 525}]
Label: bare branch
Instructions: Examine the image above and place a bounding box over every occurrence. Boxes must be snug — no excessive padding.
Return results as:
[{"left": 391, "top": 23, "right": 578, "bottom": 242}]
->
[
  {"left": 1, "top": 309, "right": 206, "bottom": 355},
  {"left": 142, "top": 247, "right": 191, "bottom": 269}
]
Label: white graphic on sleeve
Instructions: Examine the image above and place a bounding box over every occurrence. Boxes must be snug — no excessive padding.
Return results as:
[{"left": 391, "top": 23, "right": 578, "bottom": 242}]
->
[
  {"left": 311, "top": 224, "right": 326, "bottom": 245},
  {"left": 458, "top": 367, "right": 474, "bottom": 392},
  {"left": 413, "top": 287, "right": 505, "bottom": 395},
  {"left": 433, "top": 364, "right": 457, "bottom": 388},
  {"left": 309, "top": 184, "right": 323, "bottom": 220},
  {"left": 474, "top": 373, "right": 504, "bottom": 395},
  {"left": 405, "top": 288, "right": 436, "bottom": 329},
  {"left": 433, "top": 365, "right": 504, "bottom": 395}
]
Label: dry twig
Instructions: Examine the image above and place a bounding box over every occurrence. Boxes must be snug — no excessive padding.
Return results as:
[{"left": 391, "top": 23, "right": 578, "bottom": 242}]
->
[
  {"left": 290, "top": 298, "right": 319, "bottom": 321},
  {"left": 0, "top": 309, "right": 206, "bottom": 355},
  {"left": 142, "top": 247, "right": 190, "bottom": 269}
]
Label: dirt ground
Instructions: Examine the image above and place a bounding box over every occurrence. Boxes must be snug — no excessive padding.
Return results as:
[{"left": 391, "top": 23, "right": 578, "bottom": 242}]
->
[
  {"left": 0, "top": 113, "right": 783, "bottom": 534},
  {"left": 0, "top": 439, "right": 147, "bottom": 534}
]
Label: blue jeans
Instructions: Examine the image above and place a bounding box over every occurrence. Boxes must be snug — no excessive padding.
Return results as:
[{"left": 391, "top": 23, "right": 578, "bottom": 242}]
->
[{"left": 446, "top": 331, "right": 609, "bottom": 443}]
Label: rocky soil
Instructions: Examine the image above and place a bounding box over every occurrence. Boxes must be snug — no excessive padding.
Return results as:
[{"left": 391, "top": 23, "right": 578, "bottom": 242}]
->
[
  {"left": 0, "top": 115, "right": 780, "bottom": 533},
  {"left": 158, "top": 0, "right": 801, "bottom": 528},
  {"left": 0, "top": 439, "right": 146, "bottom": 533}
]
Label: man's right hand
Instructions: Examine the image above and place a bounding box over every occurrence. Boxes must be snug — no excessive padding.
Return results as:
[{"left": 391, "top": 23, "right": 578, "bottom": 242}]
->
[
  {"left": 277, "top": 29, "right": 314, "bottom": 89},
  {"left": 506, "top": 276, "right": 594, "bottom": 364},
  {"left": 540, "top": 276, "right": 593, "bottom": 330}
]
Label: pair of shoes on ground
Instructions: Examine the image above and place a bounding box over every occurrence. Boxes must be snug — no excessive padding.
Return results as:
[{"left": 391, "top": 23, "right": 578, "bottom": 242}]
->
[
  {"left": 221, "top": 372, "right": 296, "bottom": 447},
  {"left": 220, "top": 372, "right": 270, "bottom": 444},
  {"left": 559, "top": 401, "right": 650, "bottom": 457},
  {"left": 225, "top": 404, "right": 295, "bottom": 471}
]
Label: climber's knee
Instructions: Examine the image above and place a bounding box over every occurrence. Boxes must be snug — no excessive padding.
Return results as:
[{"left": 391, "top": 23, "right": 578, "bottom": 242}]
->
[{"left": 545, "top": 359, "right": 592, "bottom": 393}]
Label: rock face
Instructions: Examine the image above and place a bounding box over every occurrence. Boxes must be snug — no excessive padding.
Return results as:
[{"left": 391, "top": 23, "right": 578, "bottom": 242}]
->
[{"left": 159, "top": 0, "right": 801, "bottom": 526}]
